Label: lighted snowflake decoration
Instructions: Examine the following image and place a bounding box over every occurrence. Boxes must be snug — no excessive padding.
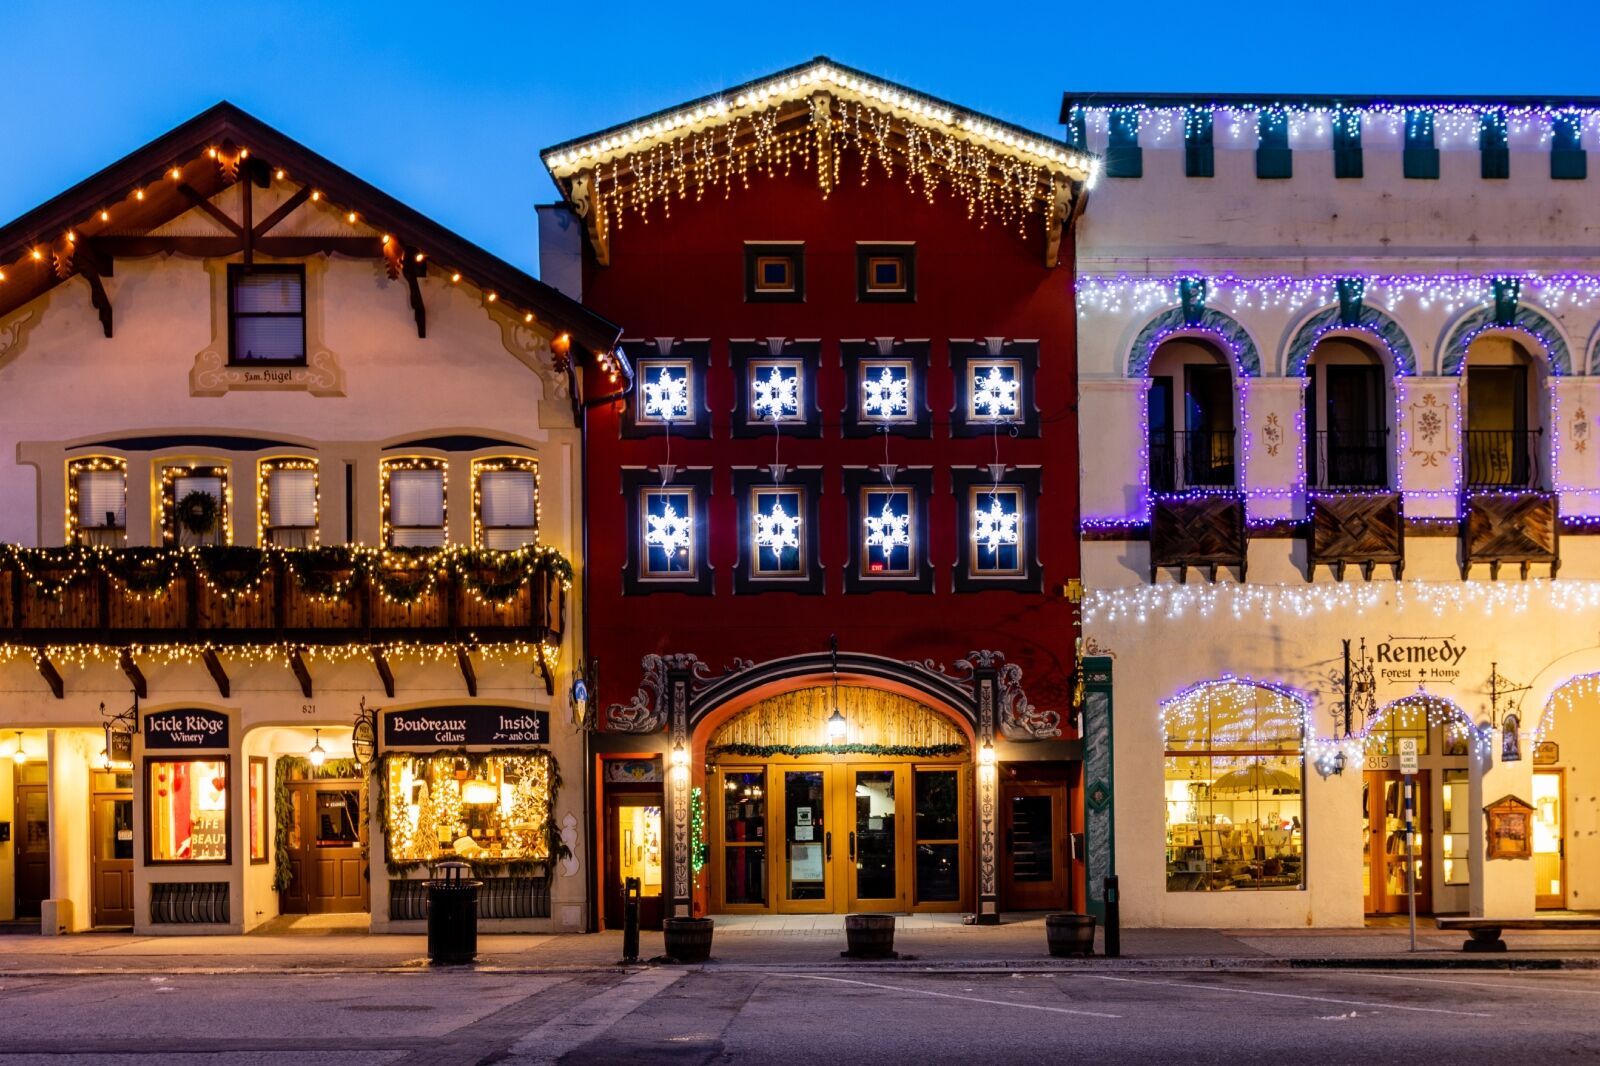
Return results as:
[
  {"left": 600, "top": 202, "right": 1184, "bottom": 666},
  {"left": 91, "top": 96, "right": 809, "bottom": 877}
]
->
[
  {"left": 864, "top": 496, "right": 911, "bottom": 552},
  {"left": 753, "top": 496, "right": 801, "bottom": 553},
  {"left": 645, "top": 501, "right": 692, "bottom": 558},
  {"left": 863, "top": 367, "right": 910, "bottom": 418},
  {"left": 641, "top": 366, "right": 690, "bottom": 421},
  {"left": 752, "top": 366, "right": 801, "bottom": 420},
  {"left": 973, "top": 494, "right": 1019, "bottom": 555},
  {"left": 972, "top": 365, "right": 1019, "bottom": 419}
]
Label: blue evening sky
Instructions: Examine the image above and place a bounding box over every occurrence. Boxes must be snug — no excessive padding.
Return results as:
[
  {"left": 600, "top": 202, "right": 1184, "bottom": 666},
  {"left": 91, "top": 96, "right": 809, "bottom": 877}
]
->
[{"left": 5, "top": 0, "right": 1598, "bottom": 275}]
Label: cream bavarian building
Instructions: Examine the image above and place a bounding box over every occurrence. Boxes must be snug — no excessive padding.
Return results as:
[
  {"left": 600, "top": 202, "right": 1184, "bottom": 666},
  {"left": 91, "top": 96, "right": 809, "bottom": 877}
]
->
[
  {"left": 1070, "top": 93, "right": 1600, "bottom": 927},
  {"left": 0, "top": 104, "right": 620, "bottom": 935}
]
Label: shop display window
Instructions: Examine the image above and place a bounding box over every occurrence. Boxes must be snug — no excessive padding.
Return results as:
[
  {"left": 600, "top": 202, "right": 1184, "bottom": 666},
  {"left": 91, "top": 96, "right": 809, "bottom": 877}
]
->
[
  {"left": 147, "top": 758, "right": 230, "bottom": 863},
  {"left": 1163, "top": 683, "right": 1304, "bottom": 891},
  {"left": 384, "top": 753, "right": 553, "bottom": 866},
  {"left": 1442, "top": 768, "right": 1470, "bottom": 886},
  {"left": 249, "top": 757, "right": 269, "bottom": 863}
]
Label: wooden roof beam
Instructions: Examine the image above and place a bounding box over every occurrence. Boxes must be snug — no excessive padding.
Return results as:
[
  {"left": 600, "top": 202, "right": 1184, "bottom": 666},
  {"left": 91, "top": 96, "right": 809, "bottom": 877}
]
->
[
  {"left": 119, "top": 648, "right": 147, "bottom": 699},
  {"left": 288, "top": 647, "right": 312, "bottom": 699},
  {"left": 456, "top": 647, "right": 477, "bottom": 698},
  {"left": 36, "top": 652, "right": 64, "bottom": 699},
  {"left": 201, "top": 648, "right": 230, "bottom": 699},
  {"left": 176, "top": 183, "right": 245, "bottom": 237},
  {"left": 371, "top": 647, "right": 395, "bottom": 699}
]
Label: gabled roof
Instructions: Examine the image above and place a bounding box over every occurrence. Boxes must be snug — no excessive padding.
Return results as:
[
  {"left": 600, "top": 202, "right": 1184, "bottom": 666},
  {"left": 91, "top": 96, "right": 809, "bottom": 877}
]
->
[
  {"left": 542, "top": 58, "right": 1098, "bottom": 268},
  {"left": 0, "top": 102, "right": 621, "bottom": 358}
]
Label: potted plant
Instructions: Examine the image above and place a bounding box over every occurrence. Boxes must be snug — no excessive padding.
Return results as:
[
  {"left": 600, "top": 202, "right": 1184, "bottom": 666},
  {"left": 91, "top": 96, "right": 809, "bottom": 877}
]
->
[
  {"left": 662, "top": 915, "right": 714, "bottom": 963},
  {"left": 1045, "top": 913, "right": 1097, "bottom": 957}
]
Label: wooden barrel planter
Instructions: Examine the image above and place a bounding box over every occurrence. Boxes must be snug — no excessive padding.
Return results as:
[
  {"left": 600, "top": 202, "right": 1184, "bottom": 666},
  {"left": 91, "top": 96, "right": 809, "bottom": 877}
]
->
[
  {"left": 1045, "top": 913, "right": 1097, "bottom": 957},
  {"left": 842, "top": 914, "right": 898, "bottom": 959},
  {"left": 662, "top": 917, "right": 715, "bottom": 963}
]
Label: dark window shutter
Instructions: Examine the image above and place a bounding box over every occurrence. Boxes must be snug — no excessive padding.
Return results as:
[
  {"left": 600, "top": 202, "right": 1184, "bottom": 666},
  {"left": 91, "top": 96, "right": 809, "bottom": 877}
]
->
[
  {"left": 1403, "top": 110, "right": 1439, "bottom": 179},
  {"left": 1257, "top": 108, "right": 1292, "bottom": 179},
  {"left": 1184, "top": 107, "right": 1214, "bottom": 178},
  {"left": 1552, "top": 114, "right": 1587, "bottom": 180},
  {"left": 1332, "top": 109, "right": 1363, "bottom": 178},
  {"left": 1106, "top": 108, "right": 1142, "bottom": 178},
  {"left": 1480, "top": 111, "right": 1510, "bottom": 179}
]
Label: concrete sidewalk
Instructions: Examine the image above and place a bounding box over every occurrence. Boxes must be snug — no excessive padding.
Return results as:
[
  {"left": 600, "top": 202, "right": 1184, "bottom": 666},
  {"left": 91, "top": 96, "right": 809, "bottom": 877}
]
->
[{"left": 4, "top": 913, "right": 1600, "bottom": 974}]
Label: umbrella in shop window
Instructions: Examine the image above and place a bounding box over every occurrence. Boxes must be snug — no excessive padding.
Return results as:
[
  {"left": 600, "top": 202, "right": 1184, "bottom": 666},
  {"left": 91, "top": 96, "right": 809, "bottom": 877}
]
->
[{"left": 1210, "top": 765, "right": 1301, "bottom": 793}]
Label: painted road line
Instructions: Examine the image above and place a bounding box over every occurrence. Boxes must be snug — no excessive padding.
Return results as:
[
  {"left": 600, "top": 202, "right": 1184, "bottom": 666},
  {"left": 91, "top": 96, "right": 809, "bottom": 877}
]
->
[
  {"left": 505, "top": 969, "right": 685, "bottom": 1064},
  {"left": 1084, "top": 975, "right": 1492, "bottom": 1017},
  {"left": 1357, "top": 972, "right": 1600, "bottom": 996},
  {"left": 776, "top": 973, "right": 1121, "bottom": 1018}
]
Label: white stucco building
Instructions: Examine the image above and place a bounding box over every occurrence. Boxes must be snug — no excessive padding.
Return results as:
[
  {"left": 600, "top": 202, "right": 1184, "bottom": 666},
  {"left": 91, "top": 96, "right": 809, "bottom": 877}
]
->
[{"left": 1069, "top": 93, "right": 1600, "bottom": 928}]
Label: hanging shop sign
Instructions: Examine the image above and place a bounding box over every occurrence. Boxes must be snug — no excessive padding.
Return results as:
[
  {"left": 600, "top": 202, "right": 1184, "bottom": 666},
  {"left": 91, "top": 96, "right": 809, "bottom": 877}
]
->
[
  {"left": 382, "top": 705, "right": 549, "bottom": 749},
  {"left": 142, "top": 708, "right": 230, "bottom": 750},
  {"left": 1534, "top": 741, "right": 1560, "bottom": 766}
]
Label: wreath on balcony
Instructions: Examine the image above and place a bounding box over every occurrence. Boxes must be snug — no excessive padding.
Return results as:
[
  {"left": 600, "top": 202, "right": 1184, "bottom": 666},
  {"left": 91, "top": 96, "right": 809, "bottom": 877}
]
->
[
  {"left": 285, "top": 545, "right": 363, "bottom": 600},
  {"left": 452, "top": 549, "right": 531, "bottom": 606},
  {"left": 370, "top": 547, "right": 439, "bottom": 606},
  {"left": 193, "top": 546, "right": 269, "bottom": 600},
  {"left": 105, "top": 548, "right": 182, "bottom": 596},
  {"left": 176, "top": 490, "right": 220, "bottom": 537}
]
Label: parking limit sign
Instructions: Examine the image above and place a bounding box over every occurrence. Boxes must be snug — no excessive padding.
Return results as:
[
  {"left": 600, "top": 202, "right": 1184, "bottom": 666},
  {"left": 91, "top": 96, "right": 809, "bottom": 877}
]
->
[{"left": 1399, "top": 737, "right": 1419, "bottom": 775}]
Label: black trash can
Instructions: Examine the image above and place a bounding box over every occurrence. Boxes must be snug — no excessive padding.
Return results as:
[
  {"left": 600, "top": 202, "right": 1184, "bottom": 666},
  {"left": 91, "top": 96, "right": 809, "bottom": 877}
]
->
[{"left": 424, "top": 860, "right": 483, "bottom": 965}]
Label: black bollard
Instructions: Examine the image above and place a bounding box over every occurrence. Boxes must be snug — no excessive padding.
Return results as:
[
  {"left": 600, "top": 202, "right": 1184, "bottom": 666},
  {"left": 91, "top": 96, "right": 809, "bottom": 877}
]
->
[
  {"left": 622, "top": 876, "right": 641, "bottom": 963},
  {"left": 1103, "top": 875, "right": 1121, "bottom": 959}
]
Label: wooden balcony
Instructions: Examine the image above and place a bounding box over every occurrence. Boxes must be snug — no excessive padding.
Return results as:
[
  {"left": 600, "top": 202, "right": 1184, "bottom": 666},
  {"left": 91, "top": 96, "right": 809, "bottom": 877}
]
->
[
  {"left": 1462, "top": 493, "right": 1559, "bottom": 579},
  {"left": 1149, "top": 494, "right": 1246, "bottom": 582},
  {"left": 1308, "top": 493, "right": 1404, "bottom": 580}
]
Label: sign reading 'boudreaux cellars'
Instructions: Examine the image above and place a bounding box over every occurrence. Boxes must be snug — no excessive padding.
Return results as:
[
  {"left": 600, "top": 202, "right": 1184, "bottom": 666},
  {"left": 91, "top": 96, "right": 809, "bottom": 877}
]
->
[
  {"left": 382, "top": 706, "right": 549, "bottom": 749},
  {"left": 143, "top": 708, "right": 230, "bottom": 749}
]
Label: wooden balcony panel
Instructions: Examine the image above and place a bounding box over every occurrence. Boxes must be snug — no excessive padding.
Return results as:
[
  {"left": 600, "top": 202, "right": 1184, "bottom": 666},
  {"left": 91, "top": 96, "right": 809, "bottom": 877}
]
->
[
  {"left": 1150, "top": 495, "right": 1247, "bottom": 582},
  {"left": 1308, "top": 493, "right": 1404, "bottom": 580},
  {"left": 18, "top": 576, "right": 99, "bottom": 630},
  {"left": 107, "top": 577, "right": 187, "bottom": 630},
  {"left": 456, "top": 580, "right": 533, "bottom": 632},
  {"left": 195, "top": 569, "right": 278, "bottom": 631},
  {"left": 367, "top": 574, "right": 449, "bottom": 631},
  {"left": 282, "top": 573, "right": 361, "bottom": 631},
  {"left": 1464, "top": 493, "right": 1559, "bottom": 579}
]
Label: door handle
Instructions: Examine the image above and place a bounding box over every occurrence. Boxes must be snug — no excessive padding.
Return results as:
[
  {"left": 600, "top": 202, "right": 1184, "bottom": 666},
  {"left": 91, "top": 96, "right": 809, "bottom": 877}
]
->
[
  {"left": 825, "top": 831, "right": 832, "bottom": 861},
  {"left": 849, "top": 832, "right": 857, "bottom": 861}
]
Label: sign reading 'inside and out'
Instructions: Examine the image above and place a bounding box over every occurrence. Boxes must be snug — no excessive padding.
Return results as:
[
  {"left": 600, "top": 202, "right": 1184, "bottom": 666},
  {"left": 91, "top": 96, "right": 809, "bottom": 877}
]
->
[
  {"left": 142, "top": 708, "right": 230, "bottom": 749},
  {"left": 382, "top": 706, "right": 549, "bottom": 749}
]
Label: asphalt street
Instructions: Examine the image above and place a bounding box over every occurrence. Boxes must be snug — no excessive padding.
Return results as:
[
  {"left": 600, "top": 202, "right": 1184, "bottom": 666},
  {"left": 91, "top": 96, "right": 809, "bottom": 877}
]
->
[{"left": 0, "top": 967, "right": 1596, "bottom": 1064}]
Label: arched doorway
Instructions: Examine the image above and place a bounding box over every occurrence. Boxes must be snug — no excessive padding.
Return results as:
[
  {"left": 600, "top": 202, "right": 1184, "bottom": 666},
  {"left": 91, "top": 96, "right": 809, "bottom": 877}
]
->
[{"left": 705, "top": 685, "right": 971, "bottom": 915}]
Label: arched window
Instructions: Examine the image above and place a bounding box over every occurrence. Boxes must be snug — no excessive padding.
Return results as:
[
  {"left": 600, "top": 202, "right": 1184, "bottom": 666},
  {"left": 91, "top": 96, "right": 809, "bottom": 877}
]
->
[
  {"left": 1305, "top": 338, "right": 1389, "bottom": 490},
  {"left": 1163, "top": 680, "right": 1305, "bottom": 892},
  {"left": 1147, "top": 339, "right": 1237, "bottom": 493},
  {"left": 1463, "top": 336, "right": 1545, "bottom": 490}
]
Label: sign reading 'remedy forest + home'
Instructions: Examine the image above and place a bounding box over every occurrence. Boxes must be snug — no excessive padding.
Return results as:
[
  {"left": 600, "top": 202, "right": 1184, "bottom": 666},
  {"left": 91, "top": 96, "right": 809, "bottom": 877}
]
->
[{"left": 382, "top": 706, "right": 549, "bottom": 748}]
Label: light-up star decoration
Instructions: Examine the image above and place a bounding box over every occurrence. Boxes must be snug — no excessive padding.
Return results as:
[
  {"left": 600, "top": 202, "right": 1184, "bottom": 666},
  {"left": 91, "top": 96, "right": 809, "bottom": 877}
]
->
[
  {"left": 645, "top": 501, "right": 692, "bottom": 558},
  {"left": 753, "top": 497, "right": 801, "bottom": 554},
  {"left": 863, "top": 367, "right": 910, "bottom": 418},
  {"left": 973, "top": 365, "right": 1019, "bottom": 419},
  {"left": 641, "top": 367, "right": 690, "bottom": 421},
  {"left": 864, "top": 496, "right": 911, "bottom": 552},
  {"left": 752, "top": 366, "right": 801, "bottom": 420},
  {"left": 973, "top": 494, "right": 1019, "bottom": 555}
]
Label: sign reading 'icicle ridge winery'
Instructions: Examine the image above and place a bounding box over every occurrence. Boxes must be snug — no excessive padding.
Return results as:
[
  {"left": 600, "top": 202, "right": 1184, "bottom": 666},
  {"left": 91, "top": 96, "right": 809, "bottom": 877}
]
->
[
  {"left": 382, "top": 706, "right": 550, "bottom": 749},
  {"left": 142, "top": 708, "right": 230, "bottom": 749}
]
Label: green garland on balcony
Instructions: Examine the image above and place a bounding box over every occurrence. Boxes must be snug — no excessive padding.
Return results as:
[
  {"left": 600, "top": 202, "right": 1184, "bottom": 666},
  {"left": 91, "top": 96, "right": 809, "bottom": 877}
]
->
[
  {"left": 283, "top": 545, "right": 364, "bottom": 600},
  {"left": 452, "top": 548, "right": 534, "bottom": 605},
  {"left": 104, "top": 548, "right": 183, "bottom": 595},
  {"left": 193, "top": 545, "right": 271, "bottom": 600}
]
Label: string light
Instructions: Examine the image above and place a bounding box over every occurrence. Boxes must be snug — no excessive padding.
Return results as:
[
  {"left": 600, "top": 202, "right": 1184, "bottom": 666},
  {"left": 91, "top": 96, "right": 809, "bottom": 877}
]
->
[
  {"left": 0, "top": 638, "right": 561, "bottom": 671},
  {"left": 751, "top": 364, "right": 801, "bottom": 420}
]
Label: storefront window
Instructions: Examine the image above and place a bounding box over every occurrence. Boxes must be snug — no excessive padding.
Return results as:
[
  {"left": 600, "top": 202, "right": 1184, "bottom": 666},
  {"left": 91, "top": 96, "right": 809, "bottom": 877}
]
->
[
  {"left": 1164, "top": 682, "right": 1305, "bottom": 891},
  {"left": 384, "top": 754, "right": 552, "bottom": 865},
  {"left": 914, "top": 769, "right": 961, "bottom": 903},
  {"left": 1442, "top": 768, "right": 1470, "bottom": 885},
  {"left": 147, "top": 758, "right": 230, "bottom": 863},
  {"left": 249, "top": 757, "right": 268, "bottom": 863}
]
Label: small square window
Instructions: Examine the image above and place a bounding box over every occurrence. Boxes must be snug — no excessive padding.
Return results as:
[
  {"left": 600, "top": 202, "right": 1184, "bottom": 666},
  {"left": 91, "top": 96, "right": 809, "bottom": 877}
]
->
[
  {"left": 750, "top": 486, "right": 805, "bottom": 578},
  {"left": 748, "top": 360, "right": 804, "bottom": 423},
  {"left": 856, "top": 243, "right": 916, "bottom": 302},
  {"left": 745, "top": 243, "right": 804, "bottom": 302},
  {"left": 860, "top": 361, "right": 913, "bottom": 423},
  {"left": 642, "top": 488, "right": 697, "bottom": 578},
  {"left": 969, "top": 486, "right": 1024, "bottom": 577},
  {"left": 969, "top": 361, "right": 1022, "bottom": 422},
  {"left": 228, "top": 265, "right": 306, "bottom": 365},
  {"left": 862, "top": 488, "right": 914, "bottom": 577}
]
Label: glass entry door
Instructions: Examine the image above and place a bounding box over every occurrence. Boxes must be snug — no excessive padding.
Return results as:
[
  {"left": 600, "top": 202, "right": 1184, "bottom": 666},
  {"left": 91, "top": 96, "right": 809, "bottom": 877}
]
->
[
  {"left": 1534, "top": 770, "right": 1565, "bottom": 910},
  {"left": 781, "top": 768, "right": 834, "bottom": 913},
  {"left": 1363, "top": 771, "right": 1431, "bottom": 915},
  {"left": 844, "top": 766, "right": 906, "bottom": 913}
]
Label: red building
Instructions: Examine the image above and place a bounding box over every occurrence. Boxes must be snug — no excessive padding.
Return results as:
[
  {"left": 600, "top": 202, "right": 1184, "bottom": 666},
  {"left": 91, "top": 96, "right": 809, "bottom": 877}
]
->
[{"left": 540, "top": 59, "right": 1095, "bottom": 929}]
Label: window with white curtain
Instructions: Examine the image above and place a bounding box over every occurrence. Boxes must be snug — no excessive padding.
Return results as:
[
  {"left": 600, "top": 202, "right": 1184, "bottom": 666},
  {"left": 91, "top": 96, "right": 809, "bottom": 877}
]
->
[
  {"left": 478, "top": 469, "right": 537, "bottom": 549},
  {"left": 172, "top": 475, "right": 226, "bottom": 546},
  {"left": 77, "top": 470, "right": 127, "bottom": 535},
  {"left": 388, "top": 467, "right": 445, "bottom": 547},
  {"left": 266, "top": 467, "right": 318, "bottom": 547}
]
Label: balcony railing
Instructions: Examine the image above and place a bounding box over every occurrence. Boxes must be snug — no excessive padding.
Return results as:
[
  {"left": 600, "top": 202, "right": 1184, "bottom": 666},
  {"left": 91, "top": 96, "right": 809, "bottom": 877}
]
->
[
  {"left": 1465, "top": 430, "right": 1542, "bottom": 490},
  {"left": 1310, "top": 429, "right": 1389, "bottom": 491},
  {"left": 1149, "top": 430, "right": 1236, "bottom": 494}
]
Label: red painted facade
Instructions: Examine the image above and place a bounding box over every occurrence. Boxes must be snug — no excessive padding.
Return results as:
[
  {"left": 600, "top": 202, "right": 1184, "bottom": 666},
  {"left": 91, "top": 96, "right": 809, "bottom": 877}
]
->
[{"left": 577, "top": 158, "right": 1081, "bottom": 695}]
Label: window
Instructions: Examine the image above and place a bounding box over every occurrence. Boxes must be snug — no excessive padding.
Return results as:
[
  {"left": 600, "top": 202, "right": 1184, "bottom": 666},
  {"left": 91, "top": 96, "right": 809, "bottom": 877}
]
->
[
  {"left": 1552, "top": 114, "right": 1587, "bottom": 180},
  {"left": 1332, "top": 108, "right": 1362, "bottom": 178},
  {"left": 1164, "top": 682, "right": 1304, "bottom": 892},
  {"left": 622, "top": 468, "right": 712, "bottom": 594},
  {"left": 914, "top": 768, "right": 963, "bottom": 903},
  {"left": 643, "top": 488, "right": 696, "bottom": 576},
  {"left": 733, "top": 469, "right": 822, "bottom": 593},
  {"left": 950, "top": 341, "right": 1039, "bottom": 437},
  {"left": 731, "top": 341, "right": 820, "bottom": 437},
  {"left": 953, "top": 468, "right": 1041, "bottom": 591},
  {"left": 1442, "top": 768, "right": 1470, "bottom": 886},
  {"left": 1106, "top": 108, "right": 1142, "bottom": 178},
  {"left": 620, "top": 340, "right": 711, "bottom": 438},
  {"left": 258, "top": 458, "right": 318, "bottom": 547},
  {"left": 383, "top": 458, "right": 446, "bottom": 547},
  {"left": 228, "top": 265, "right": 305, "bottom": 365},
  {"left": 1184, "top": 107, "right": 1214, "bottom": 178},
  {"left": 1404, "top": 109, "right": 1439, "bottom": 179},
  {"left": 744, "top": 242, "right": 804, "bottom": 302},
  {"left": 383, "top": 752, "right": 552, "bottom": 866},
  {"left": 843, "top": 341, "right": 930, "bottom": 437},
  {"left": 862, "top": 488, "right": 914, "bottom": 576},
  {"left": 1305, "top": 345, "right": 1387, "bottom": 490},
  {"left": 1481, "top": 110, "right": 1510, "bottom": 179},
  {"left": 856, "top": 243, "right": 916, "bottom": 302},
  {"left": 473, "top": 457, "right": 538, "bottom": 550},
  {"left": 1257, "top": 108, "right": 1292, "bottom": 179},
  {"left": 162, "top": 465, "right": 228, "bottom": 546},
  {"left": 147, "top": 758, "right": 230, "bottom": 863},
  {"left": 68, "top": 457, "right": 126, "bottom": 546},
  {"left": 249, "top": 757, "right": 269, "bottom": 864},
  {"left": 1147, "top": 344, "right": 1238, "bottom": 492},
  {"left": 844, "top": 469, "right": 931, "bottom": 592}
]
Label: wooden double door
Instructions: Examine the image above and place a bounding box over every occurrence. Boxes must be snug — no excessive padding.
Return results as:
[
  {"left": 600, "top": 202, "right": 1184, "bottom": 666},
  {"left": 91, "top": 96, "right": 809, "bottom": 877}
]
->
[
  {"left": 280, "top": 781, "right": 368, "bottom": 914},
  {"left": 715, "top": 761, "right": 968, "bottom": 914}
]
